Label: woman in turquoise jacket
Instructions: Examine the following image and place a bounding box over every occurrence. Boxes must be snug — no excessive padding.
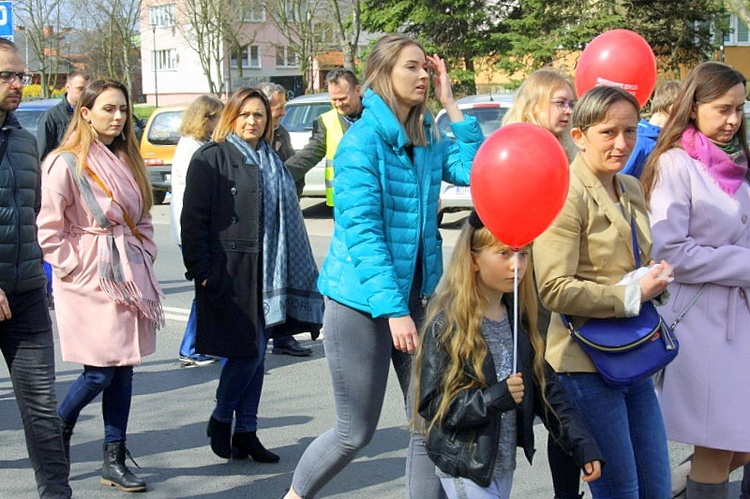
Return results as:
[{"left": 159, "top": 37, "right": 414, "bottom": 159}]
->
[{"left": 283, "top": 33, "right": 483, "bottom": 499}]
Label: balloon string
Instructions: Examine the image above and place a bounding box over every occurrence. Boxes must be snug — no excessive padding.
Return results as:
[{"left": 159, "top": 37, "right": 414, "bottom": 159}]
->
[{"left": 513, "top": 251, "right": 519, "bottom": 375}]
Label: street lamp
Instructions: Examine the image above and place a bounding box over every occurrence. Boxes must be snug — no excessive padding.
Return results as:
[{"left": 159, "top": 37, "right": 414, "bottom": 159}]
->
[{"left": 152, "top": 25, "right": 159, "bottom": 107}]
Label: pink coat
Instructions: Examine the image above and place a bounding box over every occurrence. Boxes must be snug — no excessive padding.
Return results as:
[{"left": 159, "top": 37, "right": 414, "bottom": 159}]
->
[
  {"left": 37, "top": 150, "right": 158, "bottom": 367},
  {"left": 649, "top": 147, "right": 750, "bottom": 452}
]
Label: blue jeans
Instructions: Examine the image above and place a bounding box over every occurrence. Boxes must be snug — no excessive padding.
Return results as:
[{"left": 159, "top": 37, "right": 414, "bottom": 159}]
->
[
  {"left": 1, "top": 287, "right": 71, "bottom": 498},
  {"left": 178, "top": 299, "right": 199, "bottom": 358},
  {"left": 557, "top": 373, "right": 670, "bottom": 499},
  {"left": 58, "top": 365, "right": 133, "bottom": 443},
  {"left": 741, "top": 464, "right": 750, "bottom": 499},
  {"left": 212, "top": 328, "right": 268, "bottom": 432}
]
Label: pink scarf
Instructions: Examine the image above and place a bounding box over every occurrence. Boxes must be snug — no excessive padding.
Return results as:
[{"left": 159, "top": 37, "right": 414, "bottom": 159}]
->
[
  {"left": 680, "top": 126, "right": 748, "bottom": 196},
  {"left": 81, "top": 143, "right": 164, "bottom": 328}
]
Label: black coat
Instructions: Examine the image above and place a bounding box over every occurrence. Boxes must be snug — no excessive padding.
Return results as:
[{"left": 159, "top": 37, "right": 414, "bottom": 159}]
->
[
  {"left": 418, "top": 297, "right": 604, "bottom": 487},
  {"left": 181, "top": 141, "right": 262, "bottom": 358}
]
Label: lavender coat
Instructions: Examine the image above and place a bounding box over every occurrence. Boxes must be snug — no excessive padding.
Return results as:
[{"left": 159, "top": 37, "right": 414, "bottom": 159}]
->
[{"left": 649, "top": 147, "right": 750, "bottom": 452}]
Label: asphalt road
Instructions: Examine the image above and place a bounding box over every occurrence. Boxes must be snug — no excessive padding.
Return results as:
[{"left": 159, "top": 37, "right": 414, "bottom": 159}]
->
[{"left": 0, "top": 198, "right": 742, "bottom": 498}]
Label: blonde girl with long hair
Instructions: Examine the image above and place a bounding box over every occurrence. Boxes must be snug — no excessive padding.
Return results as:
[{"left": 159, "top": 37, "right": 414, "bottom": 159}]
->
[
  {"left": 503, "top": 68, "right": 577, "bottom": 158},
  {"left": 413, "top": 211, "right": 602, "bottom": 498}
]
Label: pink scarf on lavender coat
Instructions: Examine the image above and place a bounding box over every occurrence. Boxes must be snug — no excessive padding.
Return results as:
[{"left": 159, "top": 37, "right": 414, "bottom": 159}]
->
[{"left": 680, "top": 125, "right": 748, "bottom": 196}]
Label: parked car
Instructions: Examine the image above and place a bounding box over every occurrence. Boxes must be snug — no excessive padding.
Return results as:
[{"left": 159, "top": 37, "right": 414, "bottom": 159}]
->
[
  {"left": 140, "top": 106, "right": 185, "bottom": 204},
  {"left": 15, "top": 98, "right": 61, "bottom": 138},
  {"left": 281, "top": 93, "right": 332, "bottom": 197},
  {"left": 435, "top": 93, "right": 515, "bottom": 224}
]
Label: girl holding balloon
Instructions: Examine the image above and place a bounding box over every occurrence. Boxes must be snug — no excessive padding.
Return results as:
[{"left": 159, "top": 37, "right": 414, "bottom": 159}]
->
[
  {"left": 502, "top": 67, "right": 588, "bottom": 499},
  {"left": 534, "top": 86, "right": 673, "bottom": 497},
  {"left": 413, "top": 210, "right": 602, "bottom": 499}
]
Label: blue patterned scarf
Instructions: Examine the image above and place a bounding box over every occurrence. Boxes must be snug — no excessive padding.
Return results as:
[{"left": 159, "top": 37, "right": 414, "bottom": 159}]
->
[{"left": 226, "top": 133, "right": 323, "bottom": 329}]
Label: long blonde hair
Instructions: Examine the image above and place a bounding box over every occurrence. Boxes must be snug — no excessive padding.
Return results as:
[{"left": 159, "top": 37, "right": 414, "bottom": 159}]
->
[
  {"left": 56, "top": 79, "right": 153, "bottom": 214},
  {"left": 180, "top": 94, "right": 224, "bottom": 142},
  {"left": 412, "top": 219, "right": 546, "bottom": 434},
  {"left": 503, "top": 68, "right": 577, "bottom": 158},
  {"left": 362, "top": 33, "right": 432, "bottom": 146}
]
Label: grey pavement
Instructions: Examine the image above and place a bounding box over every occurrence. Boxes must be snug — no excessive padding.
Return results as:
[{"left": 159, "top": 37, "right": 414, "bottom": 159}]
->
[{"left": 0, "top": 199, "right": 743, "bottom": 498}]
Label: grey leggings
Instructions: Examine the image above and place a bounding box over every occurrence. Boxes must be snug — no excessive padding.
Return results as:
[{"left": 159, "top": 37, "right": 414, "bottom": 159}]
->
[{"left": 290, "top": 298, "right": 444, "bottom": 498}]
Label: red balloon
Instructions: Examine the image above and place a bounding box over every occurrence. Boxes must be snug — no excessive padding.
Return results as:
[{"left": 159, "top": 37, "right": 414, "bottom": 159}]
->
[
  {"left": 470, "top": 123, "right": 569, "bottom": 248},
  {"left": 575, "top": 29, "right": 657, "bottom": 108}
]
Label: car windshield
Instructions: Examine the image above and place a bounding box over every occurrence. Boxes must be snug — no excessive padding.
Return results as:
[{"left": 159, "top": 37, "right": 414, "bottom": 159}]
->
[
  {"left": 281, "top": 102, "right": 332, "bottom": 133},
  {"left": 147, "top": 111, "right": 183, "bottom": 145},
  {"left": 15, "top": 109, "right": 45, "bottom": 137},
  {"left": 436, "top": 106, "right": 509, "bottom": 139}
]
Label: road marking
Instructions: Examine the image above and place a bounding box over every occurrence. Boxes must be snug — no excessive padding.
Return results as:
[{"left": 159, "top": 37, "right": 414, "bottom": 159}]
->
[{"left": 164, "top": 306, "right": 190, "bottom": 323}]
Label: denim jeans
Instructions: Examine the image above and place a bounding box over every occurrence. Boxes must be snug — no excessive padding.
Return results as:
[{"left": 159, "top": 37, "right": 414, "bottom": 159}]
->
[
  {"left": 557, "top": 373, "right": 671, "bottom": 499},
  {"left": 178, "top": 299, "right": 199, "bottom": 358},
  {"left": 58, "top": 365, "right": 133, "bottom": 443},
  {"left": 212, "top": 328, "right": 268, "bottom": 433},
  {"left": 1, "top": 287, "right": 71, "bottom": 498},
  {"left": 741, "top": 463, "right": 750, "bottom": 499}
]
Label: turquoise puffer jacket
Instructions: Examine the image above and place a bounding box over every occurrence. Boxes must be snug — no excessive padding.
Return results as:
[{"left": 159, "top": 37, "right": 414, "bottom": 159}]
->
[{"left": 318, "top": 90, "right": 483, "bottom": 318}]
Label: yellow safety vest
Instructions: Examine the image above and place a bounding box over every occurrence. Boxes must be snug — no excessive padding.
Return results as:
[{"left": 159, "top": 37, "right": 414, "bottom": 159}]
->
[{"left": 320, "top": 109, "right": 345, "bottom": 207}]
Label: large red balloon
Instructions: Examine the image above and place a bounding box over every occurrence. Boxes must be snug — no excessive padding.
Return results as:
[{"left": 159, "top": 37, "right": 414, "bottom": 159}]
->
[
  {"left": 575, "top": 29, "right": 657, "bottom": 108},
  {"left": 471, "top": 123, "right": 569, "bottom": 248}
]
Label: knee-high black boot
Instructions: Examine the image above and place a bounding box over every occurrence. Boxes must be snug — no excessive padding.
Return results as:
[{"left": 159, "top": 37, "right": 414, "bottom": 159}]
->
[
  {"left": 100, "top": 442, "right": 146, "bottom": 492},
  {"left": 61, "top": 422, "right": 74, "bottom": 462}
]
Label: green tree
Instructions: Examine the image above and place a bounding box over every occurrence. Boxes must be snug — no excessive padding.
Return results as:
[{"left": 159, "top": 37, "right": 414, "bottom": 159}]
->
[
  {"left": 495, "top": 0, "right": 726, "bottom": 77},
  {"left": 362, "top": 0, "right": 510, "bottom": 94}
]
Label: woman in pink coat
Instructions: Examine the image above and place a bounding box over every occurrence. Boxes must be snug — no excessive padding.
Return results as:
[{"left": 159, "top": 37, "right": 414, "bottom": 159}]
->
[
  {"left": 642, "top": 61, "right": 750, "bottom": 498},
  {"left": 37, "top": 79, "right": 163, "bottom": 493}
]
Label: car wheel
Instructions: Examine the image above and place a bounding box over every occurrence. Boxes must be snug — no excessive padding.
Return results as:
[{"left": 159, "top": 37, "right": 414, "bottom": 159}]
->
[{"left": 153, "top": 190, "right": 167, "bottom": 205}]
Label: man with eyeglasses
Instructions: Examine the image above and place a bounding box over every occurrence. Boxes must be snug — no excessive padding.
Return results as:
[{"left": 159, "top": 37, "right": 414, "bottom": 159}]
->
[{"left": 0, "top": 38, "right": 72, "bottom": 498}]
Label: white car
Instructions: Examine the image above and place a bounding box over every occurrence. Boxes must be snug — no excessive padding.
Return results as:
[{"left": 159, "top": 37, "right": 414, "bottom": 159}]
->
[
  {"left": 281, "top": 93, "right": 332, "bottom": 197},
  {"left": 435, "top": 93, "right": 515, "bottom": 225}
]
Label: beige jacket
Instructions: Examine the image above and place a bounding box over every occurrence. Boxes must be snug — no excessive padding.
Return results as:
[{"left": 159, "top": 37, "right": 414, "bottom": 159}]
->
[{"left": 533, "top": 154, "right": 654, "bottom": 373}]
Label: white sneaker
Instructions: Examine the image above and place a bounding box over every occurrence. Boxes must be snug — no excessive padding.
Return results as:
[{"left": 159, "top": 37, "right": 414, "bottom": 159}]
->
[{"left": 671, "top": 459, "right": 692, "bottom": 498}]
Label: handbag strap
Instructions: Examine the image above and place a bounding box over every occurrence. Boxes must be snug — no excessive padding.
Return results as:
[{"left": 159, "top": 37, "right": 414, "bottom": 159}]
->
[
  {"left": 669, "top": 283, "right": 707, "bottom": 329},
  {"left": 561, "top": 204, "right": 642, "bottom": 332}
]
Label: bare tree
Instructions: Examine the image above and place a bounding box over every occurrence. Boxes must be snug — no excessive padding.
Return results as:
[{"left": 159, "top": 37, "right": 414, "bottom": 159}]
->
[
  {"left": 13, "top": 0, "right": 68, "bottom": 97},
  {"left": 328, "top": 0, "right": 361, "bottom": 70},
  {"left": 177, "top": 0, "right": 259, "bottom": 96},
  {"left": 266, "top": 0, "right": 330, "bottom": 92}
]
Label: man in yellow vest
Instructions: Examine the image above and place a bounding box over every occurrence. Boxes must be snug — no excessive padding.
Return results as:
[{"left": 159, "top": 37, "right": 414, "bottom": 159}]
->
[{"left": 286, "top": 68, "right": 363, "bottom": 206}]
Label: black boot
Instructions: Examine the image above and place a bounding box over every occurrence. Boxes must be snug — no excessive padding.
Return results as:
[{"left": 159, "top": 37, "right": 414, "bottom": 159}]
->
[
  {"left": 61, "top": 421, "right": 74, "bottom": 462},
  {"left": 100, "top": 442, "right": 146, "bottom": 492},
  {"left": 207, "top": 416, "right": 232, "bottom": 458},
  {"left": 231, "top": 431, "right": 280, "bottom": 463}
]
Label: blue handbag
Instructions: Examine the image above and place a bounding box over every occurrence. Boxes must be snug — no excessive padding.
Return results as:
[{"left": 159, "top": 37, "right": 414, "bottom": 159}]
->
[{"left": 561, "top": 216, "right": 679, "bottom": 387}]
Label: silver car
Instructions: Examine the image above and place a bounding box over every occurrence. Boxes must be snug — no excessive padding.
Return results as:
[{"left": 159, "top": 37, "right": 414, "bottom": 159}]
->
[{"left": 435, "top": 93, "right": 515, "bottom": 225}]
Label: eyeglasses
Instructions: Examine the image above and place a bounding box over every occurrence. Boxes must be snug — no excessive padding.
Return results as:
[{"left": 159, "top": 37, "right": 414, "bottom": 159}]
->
[
  {"left": 0, "top": 71, "right": 33, "bottom": 86},
  {"left": 550, "top": 98, "right": 576, "bottom": 111}
]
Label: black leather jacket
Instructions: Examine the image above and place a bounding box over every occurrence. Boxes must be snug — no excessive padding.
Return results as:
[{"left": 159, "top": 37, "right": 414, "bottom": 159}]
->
[{"left": 417, "top": 297, "right": 604, "bottom": 487}]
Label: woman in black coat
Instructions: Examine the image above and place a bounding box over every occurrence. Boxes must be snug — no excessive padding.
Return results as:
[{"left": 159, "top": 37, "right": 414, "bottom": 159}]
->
[{"left": 181, "top": 87, "right": 323, "bottom": 462}]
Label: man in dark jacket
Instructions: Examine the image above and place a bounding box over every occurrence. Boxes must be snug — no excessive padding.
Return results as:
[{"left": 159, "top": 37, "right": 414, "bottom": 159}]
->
[
  {"left": 0, "top": 39, "right": 72, "bottom": 498},
  {"left": 259, "top": 81, "right": 313, "bottom": 357},
  {"left": 284, "top": 68, "right": 363, "bottom": 206},
  {"left": 36, "top": 69, "right": 89, "bottom": 160}
]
